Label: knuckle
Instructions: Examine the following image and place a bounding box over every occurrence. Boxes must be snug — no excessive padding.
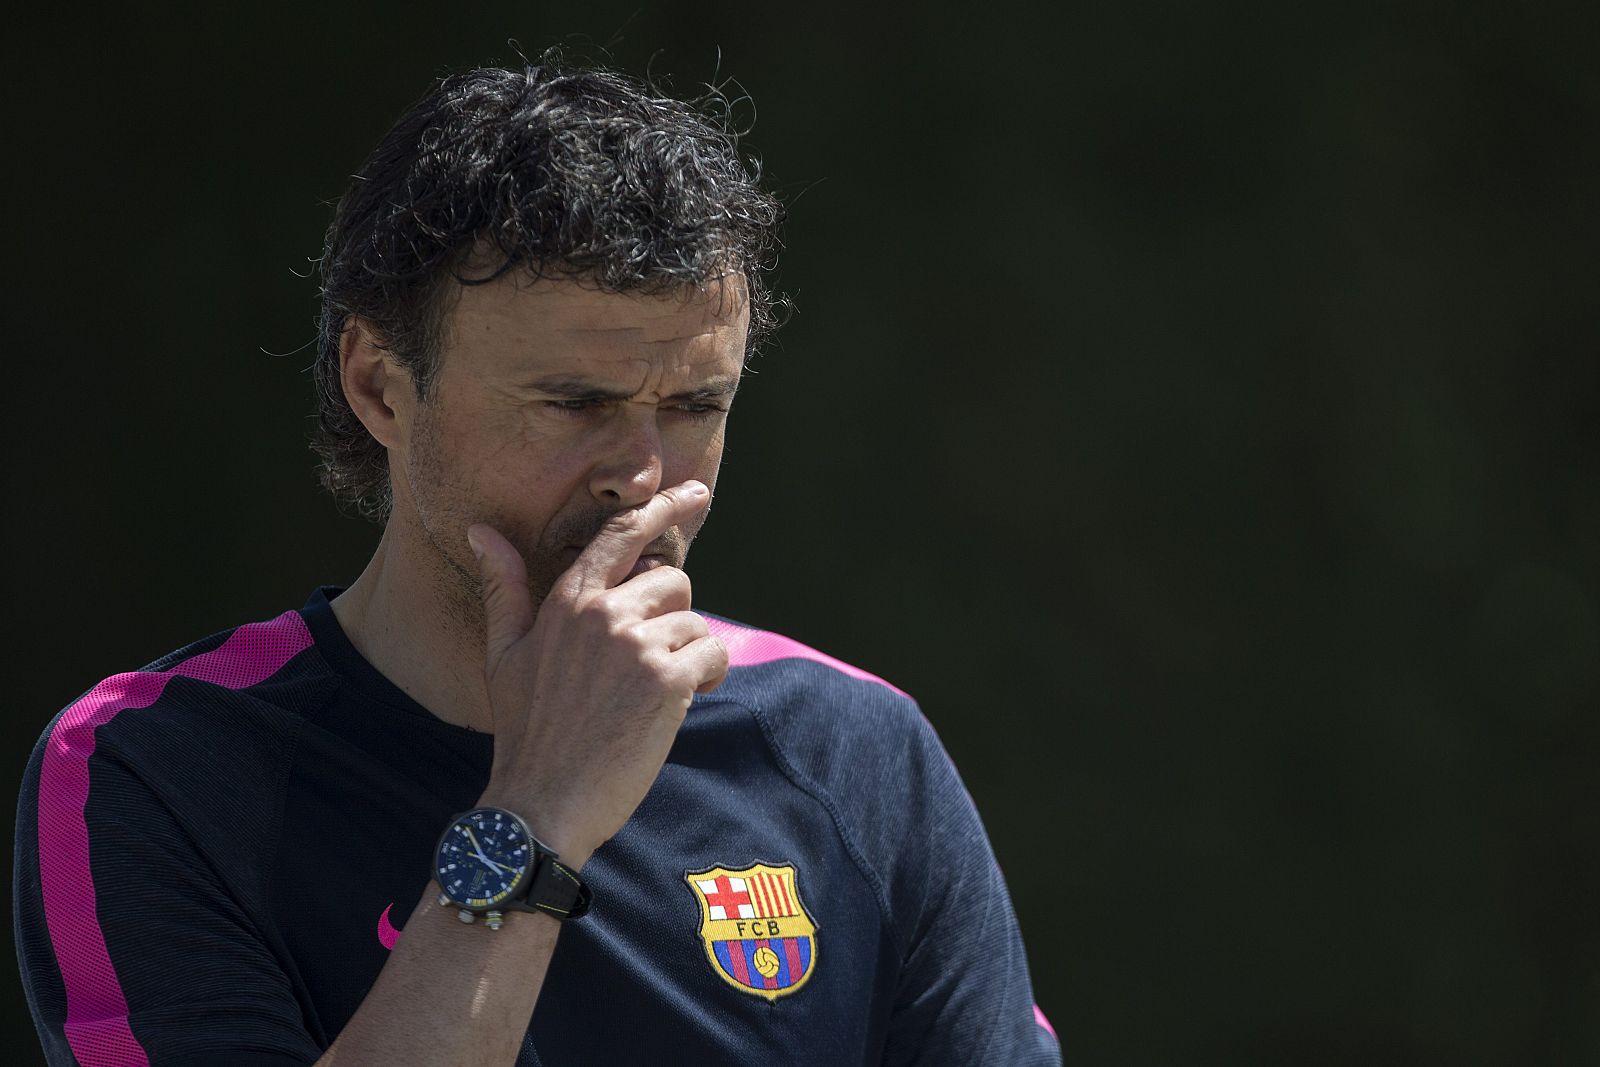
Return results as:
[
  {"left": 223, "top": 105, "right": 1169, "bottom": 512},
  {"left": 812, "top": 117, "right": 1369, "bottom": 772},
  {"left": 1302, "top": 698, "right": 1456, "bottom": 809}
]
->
[
  {"left": 546, "top": 575, "right": 583, "bottom": 607},
  {"left": 638, "top": 645, "right": 673, "bottom": 676},
  {"left": 659, "top": 569, "right": 693, "bottom": 605},
  {"left": 617, "top": 619, "right": 651, "bottom": 649},
  {"left": 575, "top": 595, "right": 615, "bottom": 629},
  {"left": 603, "top": 508, "right": 649, "bottom": 537},
  {"left": 482, "top": 583, "right": 512, "bottom": 618}
]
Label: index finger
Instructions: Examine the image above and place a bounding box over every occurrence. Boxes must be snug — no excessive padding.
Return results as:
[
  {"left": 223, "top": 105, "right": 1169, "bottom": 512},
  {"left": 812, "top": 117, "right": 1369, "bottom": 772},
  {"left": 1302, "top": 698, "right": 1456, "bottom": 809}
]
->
[{"left": 566, "top": 480, "right": 711, "bottom": 592}]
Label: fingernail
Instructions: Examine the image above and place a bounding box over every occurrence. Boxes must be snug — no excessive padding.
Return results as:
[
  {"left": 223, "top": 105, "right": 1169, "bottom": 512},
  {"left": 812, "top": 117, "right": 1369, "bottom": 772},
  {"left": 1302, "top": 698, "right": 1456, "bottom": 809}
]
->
[
  {"left": 466, "top": 528, "right": 485, "bottom": 560},
  {"left": 686, "top": 481, "right": 709, "bottom": 498}
]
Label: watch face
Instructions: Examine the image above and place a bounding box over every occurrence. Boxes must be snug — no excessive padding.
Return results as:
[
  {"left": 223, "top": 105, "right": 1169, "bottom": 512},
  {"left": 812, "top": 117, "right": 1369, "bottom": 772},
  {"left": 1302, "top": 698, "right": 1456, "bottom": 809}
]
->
[{"left": 435, "top": 808, "right": 534, "bottom": 909}]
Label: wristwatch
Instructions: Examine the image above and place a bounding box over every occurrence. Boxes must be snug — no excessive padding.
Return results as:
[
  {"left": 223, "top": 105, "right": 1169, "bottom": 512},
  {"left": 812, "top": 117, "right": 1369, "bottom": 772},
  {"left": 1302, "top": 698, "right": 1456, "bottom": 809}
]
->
[{"left": 432, "top": 807, "right": 591, "bottom": 929}]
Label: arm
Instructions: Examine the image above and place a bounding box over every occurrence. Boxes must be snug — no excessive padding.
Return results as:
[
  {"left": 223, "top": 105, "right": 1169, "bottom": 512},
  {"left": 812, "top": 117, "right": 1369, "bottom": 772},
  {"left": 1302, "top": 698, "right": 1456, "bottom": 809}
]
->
[
  {"left": 313, "top": 878, "right": 560, "bottom": 1067},
  {"left": 16, "top": 483, "right": 723, "bottom": 1067},
  {"left": 14, "top": 706, "right": 326, "bottom": 1067},
  {"left": 879, "top": 709, "right": 1063, "bottom": 1066},
  {"left": 317, "top": 481, "right": 727, "bottom": 1066}
]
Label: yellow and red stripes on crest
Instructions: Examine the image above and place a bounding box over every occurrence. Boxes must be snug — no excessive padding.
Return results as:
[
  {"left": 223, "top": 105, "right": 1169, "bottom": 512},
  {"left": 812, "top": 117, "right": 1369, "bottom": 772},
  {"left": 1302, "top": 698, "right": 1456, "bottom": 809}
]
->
[{"left": 747, "top": 868, "right": 797, "bottom": 918}]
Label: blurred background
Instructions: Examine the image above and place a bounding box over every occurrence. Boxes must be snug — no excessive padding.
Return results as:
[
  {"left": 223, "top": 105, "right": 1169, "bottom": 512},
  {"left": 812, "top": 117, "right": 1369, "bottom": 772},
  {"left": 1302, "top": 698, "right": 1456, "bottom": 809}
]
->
[{"left": 6, "top": 1, "right": 1597, "bottom": 1062}]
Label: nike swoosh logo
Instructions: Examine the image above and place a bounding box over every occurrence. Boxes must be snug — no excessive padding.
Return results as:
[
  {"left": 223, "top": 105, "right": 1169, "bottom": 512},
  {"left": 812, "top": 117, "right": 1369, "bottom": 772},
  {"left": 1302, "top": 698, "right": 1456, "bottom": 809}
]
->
[{"left": 377, "top": 903, "right": 403, "bottom": 951}]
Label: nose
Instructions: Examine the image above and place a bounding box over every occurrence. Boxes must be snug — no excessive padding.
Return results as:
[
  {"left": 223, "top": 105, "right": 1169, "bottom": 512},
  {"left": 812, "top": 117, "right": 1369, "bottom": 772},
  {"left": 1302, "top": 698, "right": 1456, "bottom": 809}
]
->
[{"left": 587, "top": 409, "right": 664, "bottom": 508}]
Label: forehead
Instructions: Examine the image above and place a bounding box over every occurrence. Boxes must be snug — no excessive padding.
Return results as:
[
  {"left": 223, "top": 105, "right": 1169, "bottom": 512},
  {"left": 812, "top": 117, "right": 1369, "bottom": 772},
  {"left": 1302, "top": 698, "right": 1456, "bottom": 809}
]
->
[{"left": 445, "top": 269, "right": 750, "bottom": 380}]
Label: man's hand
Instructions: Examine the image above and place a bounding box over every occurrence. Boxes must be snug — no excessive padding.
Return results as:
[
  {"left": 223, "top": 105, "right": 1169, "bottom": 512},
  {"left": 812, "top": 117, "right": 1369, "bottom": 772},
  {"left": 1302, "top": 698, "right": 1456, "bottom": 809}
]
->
[{"left": 465, "top": 480, "right": 729, "bottom": 870}]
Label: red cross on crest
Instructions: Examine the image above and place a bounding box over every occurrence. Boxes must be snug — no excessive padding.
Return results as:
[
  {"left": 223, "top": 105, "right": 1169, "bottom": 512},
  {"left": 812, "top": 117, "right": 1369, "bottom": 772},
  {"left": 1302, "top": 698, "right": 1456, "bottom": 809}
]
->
[{"left": 701, "top": 876, "right": 752, "bottom": 917}]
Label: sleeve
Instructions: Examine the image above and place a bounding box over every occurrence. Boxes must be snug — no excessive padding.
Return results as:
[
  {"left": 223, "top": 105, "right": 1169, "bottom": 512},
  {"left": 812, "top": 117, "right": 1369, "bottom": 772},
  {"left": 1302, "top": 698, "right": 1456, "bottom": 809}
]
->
[
  {"left": 878, "top": 705, "right": 1063, "bottom": 1067},
  {"left": 14, "top": 698, "right": 326, "bottom": 1067}
]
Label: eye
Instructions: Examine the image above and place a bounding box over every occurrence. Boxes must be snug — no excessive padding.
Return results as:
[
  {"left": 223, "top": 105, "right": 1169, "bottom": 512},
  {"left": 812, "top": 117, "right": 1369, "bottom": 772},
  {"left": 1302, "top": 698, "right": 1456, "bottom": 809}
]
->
[
  {"left": 674, "top": 402, "right": 729, "bottom": 420},
  {"left": 542, "top": 397, "right": 728, "bottom": 419},
  {"left": 544, "top": 397, "right": 609, "bottom": 415}
]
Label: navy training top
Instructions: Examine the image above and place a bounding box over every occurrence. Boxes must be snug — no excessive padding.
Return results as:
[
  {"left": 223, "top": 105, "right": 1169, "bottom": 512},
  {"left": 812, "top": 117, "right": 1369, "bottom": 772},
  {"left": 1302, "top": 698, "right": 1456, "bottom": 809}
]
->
[{"left": 15, "top": 586, "right": 1062, "bottom": 1066}]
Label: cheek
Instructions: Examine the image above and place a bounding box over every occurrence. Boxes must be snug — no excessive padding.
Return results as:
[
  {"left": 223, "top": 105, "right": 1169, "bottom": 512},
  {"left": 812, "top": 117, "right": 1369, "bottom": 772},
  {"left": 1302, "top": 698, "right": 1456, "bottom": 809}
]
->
[
  {"left": 696, "top": 436, "right": 729, "bottom": 492},
  {"left": 406, "top": 408, "right": 458, "bottom": 493},
  {"left": 440, "top": 409, "right": 547, "bottom": 485},
  {"left": 672, "top": 419, "right": 728, "bottom": 474},
  {"left": 410, "top": 406, "right": 524, "bottom": 515}
]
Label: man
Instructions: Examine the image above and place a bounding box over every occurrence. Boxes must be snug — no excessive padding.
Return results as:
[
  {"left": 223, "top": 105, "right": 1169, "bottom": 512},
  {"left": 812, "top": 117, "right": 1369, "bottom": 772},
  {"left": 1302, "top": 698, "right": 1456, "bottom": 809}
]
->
[{"left": 15, "top": 58, "right": 1061, "bottom": 1066}]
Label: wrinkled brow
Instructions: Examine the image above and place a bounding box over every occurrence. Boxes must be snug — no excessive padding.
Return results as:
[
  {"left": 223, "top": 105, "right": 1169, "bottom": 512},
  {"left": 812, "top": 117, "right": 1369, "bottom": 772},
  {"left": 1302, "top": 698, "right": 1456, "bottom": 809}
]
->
[{"left": 523, "top": 374, "right": 740, "bottom": 402}]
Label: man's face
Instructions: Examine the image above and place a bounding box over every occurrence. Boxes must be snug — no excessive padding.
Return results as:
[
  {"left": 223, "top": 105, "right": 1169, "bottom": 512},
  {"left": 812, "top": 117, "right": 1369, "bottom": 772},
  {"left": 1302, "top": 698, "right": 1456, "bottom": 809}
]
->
[{"left": 388, "top": 269, "right": 749, "bottom": 625}]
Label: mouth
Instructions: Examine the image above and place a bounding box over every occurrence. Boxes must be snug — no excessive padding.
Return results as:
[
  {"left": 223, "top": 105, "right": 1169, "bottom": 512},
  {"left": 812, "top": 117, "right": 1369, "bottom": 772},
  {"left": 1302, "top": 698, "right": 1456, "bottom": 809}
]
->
[
  {"left": 561, "top": 544, "right": 676, "bottom": 574},
  {"left": 627, "top": 553, "right": 670, "bottom": 578}
]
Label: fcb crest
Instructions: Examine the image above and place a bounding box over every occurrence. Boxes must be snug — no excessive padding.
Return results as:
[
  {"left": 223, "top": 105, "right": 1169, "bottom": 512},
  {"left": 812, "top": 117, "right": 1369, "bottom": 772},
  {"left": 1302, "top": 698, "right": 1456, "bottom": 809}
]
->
[{"left": 685, "top": 862, "right": 818, "bottom": 1001}]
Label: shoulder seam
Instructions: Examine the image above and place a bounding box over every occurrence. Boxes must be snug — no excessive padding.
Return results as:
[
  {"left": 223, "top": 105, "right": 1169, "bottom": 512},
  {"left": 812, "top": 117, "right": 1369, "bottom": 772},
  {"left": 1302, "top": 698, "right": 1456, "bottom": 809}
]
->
[
  {"left": 700, "top": 614, "right": 913, "bottom": 700},
  {"left": 133, "top": 624, "right": 239, "bottom": 674},
  {"left": 718, "top": 695, "right": 909, "bottom": 964}
]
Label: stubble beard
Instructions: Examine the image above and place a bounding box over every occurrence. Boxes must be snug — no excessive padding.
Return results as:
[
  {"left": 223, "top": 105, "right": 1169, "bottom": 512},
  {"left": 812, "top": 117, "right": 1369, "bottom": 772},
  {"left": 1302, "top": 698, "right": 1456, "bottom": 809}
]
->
[
  {"left": 403, "top": 397, "right": 705, "bottom": 659},
  {"left": 403, "top": 403, "right": 568, "bottom": 658}
]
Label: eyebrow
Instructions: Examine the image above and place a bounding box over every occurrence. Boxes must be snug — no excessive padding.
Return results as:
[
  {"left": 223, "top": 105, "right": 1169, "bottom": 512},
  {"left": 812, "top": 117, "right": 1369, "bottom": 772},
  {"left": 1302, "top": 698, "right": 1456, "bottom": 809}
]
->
[{"left": 523, "top": 374, "right": 741, "bottom": 403}]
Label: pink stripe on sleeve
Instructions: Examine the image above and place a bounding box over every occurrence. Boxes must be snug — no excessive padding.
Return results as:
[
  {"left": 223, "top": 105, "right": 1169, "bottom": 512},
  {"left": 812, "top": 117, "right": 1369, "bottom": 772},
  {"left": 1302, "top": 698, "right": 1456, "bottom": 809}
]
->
[
  {"left": 35, "top": 610, "right": 313, "bottom": 1067},
  {"left": 702, "top": 616, "right": 909, "bottom": 697},
  {"left": 1034, "top": 1003, "right": 1058, "bottom": 1040}
]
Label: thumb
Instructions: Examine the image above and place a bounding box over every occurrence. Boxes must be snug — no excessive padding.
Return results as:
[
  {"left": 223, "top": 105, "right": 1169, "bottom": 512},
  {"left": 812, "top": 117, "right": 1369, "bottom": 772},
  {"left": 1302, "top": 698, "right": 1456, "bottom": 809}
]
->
[{"left": 466, "top": 523, "right": 535, "bottom": 670}]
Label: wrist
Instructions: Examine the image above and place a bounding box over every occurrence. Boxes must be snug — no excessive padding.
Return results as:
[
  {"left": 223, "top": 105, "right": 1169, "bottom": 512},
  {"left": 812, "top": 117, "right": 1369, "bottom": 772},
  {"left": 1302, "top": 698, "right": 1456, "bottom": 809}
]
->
[
  {"left": 433, "top": 808, "right": 594, "bottom": 925},
  {"left": 472, "top": 788, "right": 597, "bottom": 870}
]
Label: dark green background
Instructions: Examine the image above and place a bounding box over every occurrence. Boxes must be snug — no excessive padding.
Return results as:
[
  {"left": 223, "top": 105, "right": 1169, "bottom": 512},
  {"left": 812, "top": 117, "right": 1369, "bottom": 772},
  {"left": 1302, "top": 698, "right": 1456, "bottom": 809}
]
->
[{"left": 7, "top": 2, "right": 1597, "bottom": 1062}]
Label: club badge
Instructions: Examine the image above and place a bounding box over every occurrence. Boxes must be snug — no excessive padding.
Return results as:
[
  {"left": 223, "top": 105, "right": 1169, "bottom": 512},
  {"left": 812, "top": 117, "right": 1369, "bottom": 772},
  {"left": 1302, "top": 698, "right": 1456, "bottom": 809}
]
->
[{"left": 685, "top": 862, "right": 818, "bottom": 1001}]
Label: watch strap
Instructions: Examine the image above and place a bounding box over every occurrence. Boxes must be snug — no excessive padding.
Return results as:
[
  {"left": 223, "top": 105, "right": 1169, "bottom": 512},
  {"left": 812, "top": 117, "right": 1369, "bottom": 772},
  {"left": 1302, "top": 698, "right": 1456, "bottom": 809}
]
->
[{"left": 512, "top": 855, "right": 592, "bottom": 920}]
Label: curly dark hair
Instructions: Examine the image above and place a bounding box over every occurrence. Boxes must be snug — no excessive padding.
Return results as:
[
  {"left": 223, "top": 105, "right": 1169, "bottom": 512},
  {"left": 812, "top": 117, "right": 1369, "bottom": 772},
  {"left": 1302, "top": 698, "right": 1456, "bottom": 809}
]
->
[{"left": 310, "top": 52, "right": 787, "bottom": 523}]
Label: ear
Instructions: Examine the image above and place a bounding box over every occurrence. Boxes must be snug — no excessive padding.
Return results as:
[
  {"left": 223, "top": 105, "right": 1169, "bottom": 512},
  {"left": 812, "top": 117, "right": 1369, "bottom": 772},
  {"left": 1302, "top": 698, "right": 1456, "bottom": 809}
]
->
[{"left": 339, "top": 316, "right": 412, "bottom": 451}]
